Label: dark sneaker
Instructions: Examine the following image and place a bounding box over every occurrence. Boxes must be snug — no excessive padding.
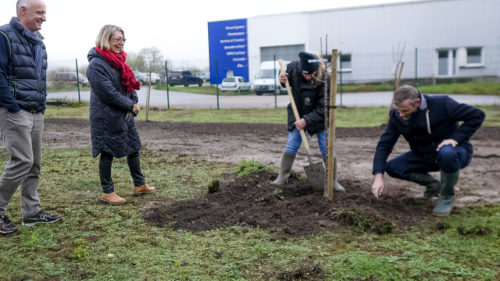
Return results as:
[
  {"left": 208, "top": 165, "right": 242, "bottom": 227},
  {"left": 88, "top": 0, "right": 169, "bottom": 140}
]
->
[
  {"left": 22, "top": 210, "right": 61, "bottom": 226},
  {"left": 0, "top": 215, "right": 19, "bottom": 234}
]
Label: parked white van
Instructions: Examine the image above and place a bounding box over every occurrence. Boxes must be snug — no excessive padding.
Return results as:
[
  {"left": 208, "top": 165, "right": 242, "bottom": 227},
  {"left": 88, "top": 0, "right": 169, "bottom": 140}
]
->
[{"left": 253, "top": 60, "right": 289, "bottom": 96}]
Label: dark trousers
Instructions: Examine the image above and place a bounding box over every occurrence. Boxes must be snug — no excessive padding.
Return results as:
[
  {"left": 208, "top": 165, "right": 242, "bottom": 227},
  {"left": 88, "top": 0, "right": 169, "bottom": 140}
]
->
[
  {"left": 99, "top": 151, "right": 145, "bottom": 194},
  {"left": 386, "top": 144, "right": 472, "bottom": 181}
]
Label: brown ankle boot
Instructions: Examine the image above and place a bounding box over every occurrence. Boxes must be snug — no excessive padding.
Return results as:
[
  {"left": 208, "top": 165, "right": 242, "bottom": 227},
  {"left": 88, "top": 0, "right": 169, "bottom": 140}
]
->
[
  {"left": 133, "top": 184, "right": 156, "bottom": 196},
  {"left": 101, "top": 192, "right": 126, "bottom": 205}
]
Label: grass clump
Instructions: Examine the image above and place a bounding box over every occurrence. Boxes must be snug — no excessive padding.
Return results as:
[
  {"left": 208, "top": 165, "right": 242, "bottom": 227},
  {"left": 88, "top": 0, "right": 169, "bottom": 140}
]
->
[{"left": 69, "top": 238, "right": 90, "bottom": 260}]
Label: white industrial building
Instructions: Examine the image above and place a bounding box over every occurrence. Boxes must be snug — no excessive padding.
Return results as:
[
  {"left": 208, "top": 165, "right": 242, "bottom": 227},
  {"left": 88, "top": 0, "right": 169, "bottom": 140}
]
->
[{"left": 208, "top": 0, "right": 500, "bottom": 84}]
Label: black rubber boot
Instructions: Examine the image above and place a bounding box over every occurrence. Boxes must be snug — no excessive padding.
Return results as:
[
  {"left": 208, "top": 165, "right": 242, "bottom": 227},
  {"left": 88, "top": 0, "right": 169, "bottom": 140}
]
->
[
  {"left": 433, "top": 171, "right": 459, "bottom": 217},
  {"left": 271, "top": 152, "right": 296, "bottom": 186},
  {"left": 410, "top": 172, "right": 442, "bottom": 200},
  {"left": 323, "top": 157, "right": 346, "bottom": 192}
]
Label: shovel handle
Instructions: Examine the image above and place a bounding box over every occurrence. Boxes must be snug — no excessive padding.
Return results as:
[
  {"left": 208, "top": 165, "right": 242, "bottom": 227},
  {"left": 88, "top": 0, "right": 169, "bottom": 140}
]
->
[{"left": 278, "top": 59, "right": 313, "bottom": 158}]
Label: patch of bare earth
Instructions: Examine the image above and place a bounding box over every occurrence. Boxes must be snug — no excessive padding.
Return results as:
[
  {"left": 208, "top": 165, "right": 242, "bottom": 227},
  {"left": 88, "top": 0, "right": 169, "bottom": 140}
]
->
[{"left": 42, "top": 119, "right": 500, "bottom": 208}]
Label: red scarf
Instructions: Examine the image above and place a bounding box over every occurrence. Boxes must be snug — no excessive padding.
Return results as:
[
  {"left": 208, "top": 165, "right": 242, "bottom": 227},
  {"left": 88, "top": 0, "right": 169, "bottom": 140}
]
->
[{"left": 95, "top": 47, "right": 140, "bottom": 93}]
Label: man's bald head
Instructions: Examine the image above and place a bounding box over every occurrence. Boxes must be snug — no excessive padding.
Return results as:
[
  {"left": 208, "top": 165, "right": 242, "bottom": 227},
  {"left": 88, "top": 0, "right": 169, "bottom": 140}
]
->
[{"left": 16, "top": 0, "right": 46, "bottom": 32}]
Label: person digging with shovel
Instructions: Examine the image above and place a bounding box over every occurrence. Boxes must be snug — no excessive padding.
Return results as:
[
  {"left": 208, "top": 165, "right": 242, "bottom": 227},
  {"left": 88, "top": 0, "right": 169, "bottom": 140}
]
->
[
  {"left": 271, "top": 51, "right": 345, "bottom": 192},
  {"left": 371, "top": 85, "right": 485, "bottom": 216}
]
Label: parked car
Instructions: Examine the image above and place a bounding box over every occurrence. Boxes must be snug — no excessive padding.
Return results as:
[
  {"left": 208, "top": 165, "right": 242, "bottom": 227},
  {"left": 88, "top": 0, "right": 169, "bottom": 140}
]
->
[
  {"left": 168, "top": 71, "right": 203, "bottom": 87},
  {"left": 220, "top": 76, "right": 251, "bottom": 92},
  {"left": 193, "top": 71, "right": 210, "bottom": 82},
  {"left": 133, "top": 71, "right": 148, "bottom": 85},
  {"left": 54, "top": 72, "right": 89, "bottom": 86},
  {"left": 150, "top": 72, "right": 161, "bottom": 85},
  {"left": 133, "top": 71, "right": 160, "bottom": 85}
]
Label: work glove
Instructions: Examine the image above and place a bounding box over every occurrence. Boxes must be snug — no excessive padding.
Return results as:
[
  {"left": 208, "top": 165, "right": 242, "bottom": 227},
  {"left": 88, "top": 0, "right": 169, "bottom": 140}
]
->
[
  {"left": 126, "top": 104, "right": 141, "bottom": 120},
  {"left": 131, "top": 104, "right": 140, "bottom": 116}
]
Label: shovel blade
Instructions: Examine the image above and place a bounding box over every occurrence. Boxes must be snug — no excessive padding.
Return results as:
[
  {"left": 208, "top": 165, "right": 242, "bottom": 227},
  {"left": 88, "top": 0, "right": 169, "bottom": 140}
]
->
[{"left": 304, "top": 162, "right": 325, "bottom": 192}]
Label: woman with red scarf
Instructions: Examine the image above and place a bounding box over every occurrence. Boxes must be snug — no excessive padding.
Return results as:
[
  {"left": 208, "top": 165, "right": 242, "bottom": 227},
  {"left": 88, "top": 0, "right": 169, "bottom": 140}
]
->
[{"left": 87, "top": 25, "right": 155, "bottom": 205}]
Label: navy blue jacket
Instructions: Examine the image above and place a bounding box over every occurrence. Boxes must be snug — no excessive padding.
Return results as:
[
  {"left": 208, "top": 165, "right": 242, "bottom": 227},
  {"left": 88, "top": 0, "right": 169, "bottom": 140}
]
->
[
  {"left": 87, "top": 48, "right": 141, "bottom": 158},
  {"left": 284, "top": 61, "right": 327, "bottom": 136},
  {"left": 0, "top": 17, "right": 47, "bottom": 113},
  {"left": 373, "top": 95, "right": 485, "bottom": 174}
]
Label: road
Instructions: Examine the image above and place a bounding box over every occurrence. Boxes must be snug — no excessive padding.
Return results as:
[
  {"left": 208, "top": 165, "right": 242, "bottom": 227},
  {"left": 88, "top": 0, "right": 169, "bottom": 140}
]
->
[{"left": 47, "top": 88, "right": 500, "bottom": 108}]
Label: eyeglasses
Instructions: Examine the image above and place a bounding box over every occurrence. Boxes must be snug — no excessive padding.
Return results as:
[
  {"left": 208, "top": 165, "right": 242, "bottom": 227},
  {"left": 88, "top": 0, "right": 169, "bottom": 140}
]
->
[{"left": 110, "top": 37, "right": 126, "bottom": 43}]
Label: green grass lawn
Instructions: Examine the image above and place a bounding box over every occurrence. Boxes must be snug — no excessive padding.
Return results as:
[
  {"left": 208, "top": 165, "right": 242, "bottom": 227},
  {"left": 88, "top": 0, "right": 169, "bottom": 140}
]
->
[
  {"left": 2, "top": 100, "right": 499, "bottom": 279},
  {"left": 339, "top": 82, "right": 500, "bottom": 95},
  {"left": 418, "top": 82, "right": 500, "bottom": 96},
  {"left": 45, "top": 102, "right": 500, "bottom": 127},
  {"left": 1, "top": 149, "right": 499, "bottom": 280}
]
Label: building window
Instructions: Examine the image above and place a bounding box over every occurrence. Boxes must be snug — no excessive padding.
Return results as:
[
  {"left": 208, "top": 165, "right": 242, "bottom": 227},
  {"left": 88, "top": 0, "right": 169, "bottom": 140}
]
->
[
  {"left": 466, "top": 47, "right": 482, "bottom": 64},
  {"left": 457, "top": 47, "right": 484, "bottom": 67},
  {"left": 339, "top": 53, "right": 351, "bottom": 72}
]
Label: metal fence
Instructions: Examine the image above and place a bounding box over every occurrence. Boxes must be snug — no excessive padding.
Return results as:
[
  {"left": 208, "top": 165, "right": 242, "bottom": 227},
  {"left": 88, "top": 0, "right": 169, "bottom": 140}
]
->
[{"left": 45, "top": 45, "right": 500, "bottom": 109}]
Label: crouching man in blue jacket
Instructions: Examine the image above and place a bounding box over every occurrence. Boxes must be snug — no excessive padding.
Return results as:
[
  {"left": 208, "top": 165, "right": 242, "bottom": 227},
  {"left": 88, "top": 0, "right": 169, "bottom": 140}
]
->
[{"left": 371, "top": 85, "right": 485, "bottom": 216}]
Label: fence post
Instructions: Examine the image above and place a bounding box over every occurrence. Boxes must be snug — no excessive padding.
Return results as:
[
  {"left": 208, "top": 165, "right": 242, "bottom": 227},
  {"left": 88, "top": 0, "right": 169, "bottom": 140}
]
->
[
  {"left": 339, "top": 52, "right": 343, "bottom": 107},
  {"left": 414, "top": 47, "right": 418, "bottom": 86},
  {"left": 165, "top": 60, "right": 170, "bottom": 109},
  {"left": 75, "top": 58, "right": 81, "bottom": 104},
  {"left": 215, "top": 58, "right": 220, "bottom": 110}
]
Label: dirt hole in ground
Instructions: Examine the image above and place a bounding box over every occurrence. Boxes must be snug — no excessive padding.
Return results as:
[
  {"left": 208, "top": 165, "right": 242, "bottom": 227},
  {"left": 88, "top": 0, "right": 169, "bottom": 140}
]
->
[{"left": 144, "top": 170, "right": 437, "bottom": 237}]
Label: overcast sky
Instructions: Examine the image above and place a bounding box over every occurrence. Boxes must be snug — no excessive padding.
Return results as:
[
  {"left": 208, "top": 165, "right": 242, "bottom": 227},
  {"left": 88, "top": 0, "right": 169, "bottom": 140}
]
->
[{"left": 1, "top": 0, "right": 422, "bottom": 70}]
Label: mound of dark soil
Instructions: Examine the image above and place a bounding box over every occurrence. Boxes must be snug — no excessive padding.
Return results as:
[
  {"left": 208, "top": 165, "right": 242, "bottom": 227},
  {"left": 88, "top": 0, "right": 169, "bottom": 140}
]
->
[{"left": 144, "top": 171, "right": 436, "bottom": 237}]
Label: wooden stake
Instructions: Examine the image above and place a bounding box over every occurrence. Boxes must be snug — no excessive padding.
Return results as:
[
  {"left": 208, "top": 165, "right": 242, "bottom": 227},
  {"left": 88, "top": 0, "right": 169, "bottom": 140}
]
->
[{"left": 326, "top": 49, "right": 338, "bottom": 201}]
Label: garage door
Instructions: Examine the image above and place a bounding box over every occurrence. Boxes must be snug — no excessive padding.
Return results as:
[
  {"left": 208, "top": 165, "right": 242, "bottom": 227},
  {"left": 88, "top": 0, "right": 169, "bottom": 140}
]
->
[{"left": 260, "top": 44, "right": 305, "bottom": 61}]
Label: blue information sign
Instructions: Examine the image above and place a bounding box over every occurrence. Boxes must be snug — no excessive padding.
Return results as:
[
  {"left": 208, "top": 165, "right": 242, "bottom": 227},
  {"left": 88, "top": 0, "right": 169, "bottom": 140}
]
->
[{"left": 208, "top": 18, "right": 249, "bottom": 84}]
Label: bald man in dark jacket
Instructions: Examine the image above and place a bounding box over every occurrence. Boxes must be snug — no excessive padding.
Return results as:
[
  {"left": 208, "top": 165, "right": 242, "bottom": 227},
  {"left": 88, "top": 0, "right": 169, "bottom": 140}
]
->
[
  {"left": 371, "top": 85, "right": 485, "bottom": 216},
  {"left": 0, "top": 0, "right": 61, "bottom": 235}
]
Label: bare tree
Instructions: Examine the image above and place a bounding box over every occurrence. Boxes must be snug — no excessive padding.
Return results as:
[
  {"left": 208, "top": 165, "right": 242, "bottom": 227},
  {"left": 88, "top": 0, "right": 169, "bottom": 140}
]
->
[
  {"left": 138, "top": 47, "right": 164, "bottom": 121},
  {"left": 386, "top": 41, "right": 407, "bottom": 124},
  {"left": 392, "top": 41, "right": 406, "bottom": 90},
  {"left": 139, "top": 47, "right": 164, "bottom": 74},
  {"left": 127, "top": 51, "right": 146, "bottom": 72}
]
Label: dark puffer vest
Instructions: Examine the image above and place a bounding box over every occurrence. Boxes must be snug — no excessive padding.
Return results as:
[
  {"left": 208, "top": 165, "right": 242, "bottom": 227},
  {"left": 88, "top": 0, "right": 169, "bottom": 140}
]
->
[{"left": 0, "top": 17, "right": 47, "bottom": 113}]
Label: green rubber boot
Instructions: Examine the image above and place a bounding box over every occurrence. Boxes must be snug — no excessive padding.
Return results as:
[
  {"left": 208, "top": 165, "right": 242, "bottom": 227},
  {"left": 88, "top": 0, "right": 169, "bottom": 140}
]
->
[
  {"left": 410, "top": 173, "right": 442, "bottom": 200},
  {"left": 323, "top": 157, "right": 346, "bottom": 192},
  {"left": 271, "top": 152, "right": 296, "bottom": 186},
  {"left": 433, "top": 171, "right": 459, "bottom": 217}
]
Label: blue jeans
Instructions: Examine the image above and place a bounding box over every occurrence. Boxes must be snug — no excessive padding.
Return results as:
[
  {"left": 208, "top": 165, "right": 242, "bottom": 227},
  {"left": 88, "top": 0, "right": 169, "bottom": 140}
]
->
[
  {"left": 386, "top": 145, "right": 472, "bottom": 180},
  {"left": 284, "top": 129, "right": 334, "bottom": 157}
]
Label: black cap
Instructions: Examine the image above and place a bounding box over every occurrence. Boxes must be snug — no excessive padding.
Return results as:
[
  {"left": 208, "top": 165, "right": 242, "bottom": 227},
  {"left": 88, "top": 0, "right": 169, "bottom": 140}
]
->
[{"left": 299, "top": 51, "right": 319, "bottom": 74}]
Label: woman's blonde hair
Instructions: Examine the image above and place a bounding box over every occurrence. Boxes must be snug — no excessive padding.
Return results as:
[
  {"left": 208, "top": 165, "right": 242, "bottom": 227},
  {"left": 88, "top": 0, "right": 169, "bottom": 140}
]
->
[
  {"left": 308, "top": 51, "right": 326, "bottom": 82},
  {"left": 95, "top": 24, "right": 124, "bottom": 50}
]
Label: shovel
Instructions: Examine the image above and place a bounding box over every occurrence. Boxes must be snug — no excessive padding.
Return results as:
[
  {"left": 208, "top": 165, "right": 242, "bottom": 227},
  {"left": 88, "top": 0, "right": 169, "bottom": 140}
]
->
[{"left": 278, "top": 59, "right": 326, "bottom": 192}]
